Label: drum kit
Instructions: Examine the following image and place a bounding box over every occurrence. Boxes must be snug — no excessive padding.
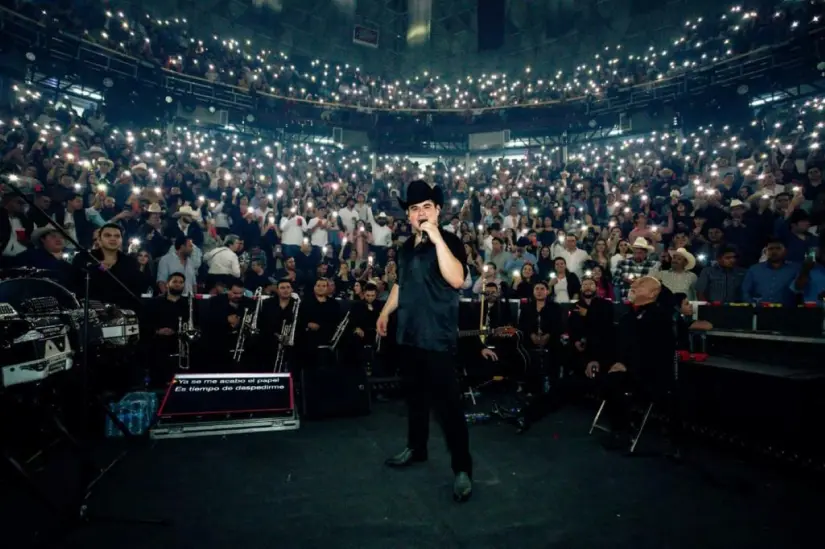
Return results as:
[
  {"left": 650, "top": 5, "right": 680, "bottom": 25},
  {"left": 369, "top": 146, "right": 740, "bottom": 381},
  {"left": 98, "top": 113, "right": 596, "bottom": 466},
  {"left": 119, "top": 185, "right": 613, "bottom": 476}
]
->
[
  {"left": 1, "top": 175, "right": 165, "bottom": 539},
  {"left": 0, "top": 267, "right": 140, "bottom": 391}
]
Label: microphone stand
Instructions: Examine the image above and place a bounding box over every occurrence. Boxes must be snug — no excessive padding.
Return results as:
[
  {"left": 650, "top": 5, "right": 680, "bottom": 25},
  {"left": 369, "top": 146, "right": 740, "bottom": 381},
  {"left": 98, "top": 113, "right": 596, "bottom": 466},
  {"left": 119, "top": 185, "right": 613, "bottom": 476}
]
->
[{"left": 1, "top": 177, "right": 168, "bottom": 544}]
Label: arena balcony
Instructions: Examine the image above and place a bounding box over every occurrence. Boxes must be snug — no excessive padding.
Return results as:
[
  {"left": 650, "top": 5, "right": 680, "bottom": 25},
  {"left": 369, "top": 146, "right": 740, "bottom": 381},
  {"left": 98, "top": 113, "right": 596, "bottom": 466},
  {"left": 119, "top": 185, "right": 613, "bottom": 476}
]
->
[{"left": 2, "top": 4, "right": 825, "bottom": 151}]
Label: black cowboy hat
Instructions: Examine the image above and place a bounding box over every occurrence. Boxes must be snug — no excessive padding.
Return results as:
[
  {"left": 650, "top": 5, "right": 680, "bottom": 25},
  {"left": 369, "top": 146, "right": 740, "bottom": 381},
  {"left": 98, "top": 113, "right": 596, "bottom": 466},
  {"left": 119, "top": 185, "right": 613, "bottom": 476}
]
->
[{"left": 397, "top": 179, "right": 444, "bottom": 210}]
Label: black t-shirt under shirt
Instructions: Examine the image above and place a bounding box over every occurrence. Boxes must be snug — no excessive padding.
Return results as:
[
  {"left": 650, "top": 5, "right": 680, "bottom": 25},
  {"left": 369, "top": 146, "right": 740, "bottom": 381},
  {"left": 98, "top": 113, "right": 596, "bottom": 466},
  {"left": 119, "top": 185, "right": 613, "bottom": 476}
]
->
[{"left": 396, "top": 228, "right": 468, "bottom": 353}]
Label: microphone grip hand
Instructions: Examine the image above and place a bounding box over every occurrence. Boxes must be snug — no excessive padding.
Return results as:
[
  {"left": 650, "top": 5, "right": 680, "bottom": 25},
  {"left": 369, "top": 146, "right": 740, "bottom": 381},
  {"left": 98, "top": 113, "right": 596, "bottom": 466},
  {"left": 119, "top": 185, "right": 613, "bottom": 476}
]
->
[{"left": 418, "top": 220, "right": 438, "bottom": 243}]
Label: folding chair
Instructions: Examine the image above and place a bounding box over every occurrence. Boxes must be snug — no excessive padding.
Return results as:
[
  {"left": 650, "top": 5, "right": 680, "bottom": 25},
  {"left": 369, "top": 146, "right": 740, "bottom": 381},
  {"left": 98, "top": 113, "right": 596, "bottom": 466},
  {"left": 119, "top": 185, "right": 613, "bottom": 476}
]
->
[{"left": 589, "top": 395, "right": 654, "bottom": 454}]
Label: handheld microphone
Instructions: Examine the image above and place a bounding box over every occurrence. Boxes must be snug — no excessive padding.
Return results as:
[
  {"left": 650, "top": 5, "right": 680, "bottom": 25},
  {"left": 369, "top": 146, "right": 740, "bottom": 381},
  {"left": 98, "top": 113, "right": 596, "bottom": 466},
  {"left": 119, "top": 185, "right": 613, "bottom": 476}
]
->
[{"left": 419, "top": 218, "right": 430, "bottom": 243}]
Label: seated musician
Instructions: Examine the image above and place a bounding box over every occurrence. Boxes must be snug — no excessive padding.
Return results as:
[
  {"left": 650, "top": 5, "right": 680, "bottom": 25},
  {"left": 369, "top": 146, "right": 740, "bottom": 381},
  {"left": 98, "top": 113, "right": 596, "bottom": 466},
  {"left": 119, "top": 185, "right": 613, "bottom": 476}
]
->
[
  {"left": 480, "top": 282, "right": 514, "bottom": 330},
  {"left": 458, "top": 330, "right": 503, "bottom": 385},
  {"left": 141, "top": 272, "right": 189, "bottom": 385},
  {"left": 569, "top": 275, "right": 615, "bottom": 373},
  {"left": 301, "top": 277, "right": 341, "bottom": 366},
  {"left": 351, "top": 282, "right": 380, "bottom": 351},
  {"left": 261, "top": 278, "right": 299, "bottom": 371},
  {"left": 517, "top": 281, "right": 564, "bottom": 392},
  {"left": 506, "top": 276, "right": 614, "bottom": 432},
  {"left": 202, "top": 278, "right": 250, "bottom": 371}
]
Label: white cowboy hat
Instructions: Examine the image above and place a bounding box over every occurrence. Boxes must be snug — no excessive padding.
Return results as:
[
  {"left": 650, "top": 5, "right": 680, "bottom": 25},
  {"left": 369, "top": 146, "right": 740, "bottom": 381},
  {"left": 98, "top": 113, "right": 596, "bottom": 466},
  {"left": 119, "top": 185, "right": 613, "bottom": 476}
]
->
[
  {"left": 173, "top": 204, "right": 201, "bottom": 219},
  {"left": 377, "top": 212, "right": 387, "bottom": 219},
  {"left": 631, "top": 237, "right": 654, "bottom": 251},
  {"left": 146, "top": 203, "right": 163, "bottom": 214},
  {"left": 31, "top": 225, "right": 61, "bottom": 245},
  {"left": 729, "top": 199, "right": 747, "bottom": 209},
  {"left": 132, "top": 162, "right": 148, "bottom": 172},
  {"left": 671, "top": 247, "right": 696, "bottom": 270}
]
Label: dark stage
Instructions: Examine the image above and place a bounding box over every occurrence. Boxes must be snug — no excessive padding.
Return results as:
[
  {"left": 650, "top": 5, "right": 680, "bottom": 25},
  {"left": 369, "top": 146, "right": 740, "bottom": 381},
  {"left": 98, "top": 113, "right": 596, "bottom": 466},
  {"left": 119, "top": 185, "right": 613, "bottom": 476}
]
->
[{"left": 5, "top": 402, "right": 823, "bottom": 549}]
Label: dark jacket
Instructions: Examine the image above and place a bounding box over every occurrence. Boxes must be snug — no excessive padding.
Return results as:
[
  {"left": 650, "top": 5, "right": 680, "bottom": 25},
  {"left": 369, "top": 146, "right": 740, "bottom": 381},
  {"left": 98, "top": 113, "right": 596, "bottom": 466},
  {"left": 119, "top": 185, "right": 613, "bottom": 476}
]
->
[
  {"left": 71, "top": 249, "right": 144, "bottom": 310},
  {"left": 568, "top": 296, "right": 615, "bottom": 366},
  {"left": 612, "top": 301, "right": 676, "bottom": 390}
]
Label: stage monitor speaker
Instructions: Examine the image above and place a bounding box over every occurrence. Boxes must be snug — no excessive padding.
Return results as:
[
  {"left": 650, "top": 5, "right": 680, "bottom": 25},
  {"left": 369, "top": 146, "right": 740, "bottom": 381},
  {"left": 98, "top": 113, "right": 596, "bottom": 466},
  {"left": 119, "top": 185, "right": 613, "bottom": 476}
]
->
[{"left": 477, "top": 0, "right": 505, "bottom": 51}]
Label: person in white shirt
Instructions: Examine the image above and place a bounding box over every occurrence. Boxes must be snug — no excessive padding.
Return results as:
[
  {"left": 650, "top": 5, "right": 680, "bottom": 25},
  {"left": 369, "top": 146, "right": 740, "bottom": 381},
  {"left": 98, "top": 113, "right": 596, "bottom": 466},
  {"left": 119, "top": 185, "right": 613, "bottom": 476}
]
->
[
  {"left": 554, "top": 234, "right": 590, "bottom": 278},
  {"left": 354, "top": 193, "right": 375, "bottom": 224},
  {"left": 371, "top": 212, "right": 394, "bottom": 264},
  {"left": 657, "top": 248, "right": 698, "bottom": 300},
  {"left": 502, "top": 204, "right": 521, "bottom": 231},
  {"left": 481, "top": 223, "right": 503, "bottom": 254},
  {"left": 204, "top": 234, "right": 242, "bottom": 283},
  {"left": 279, "top": 209, "right": 307, "bottom": 257},
  {"left": 442, "top": 216, "right": 460, "bottom": 234},
  {"left": 306, "top": 205, "right": 330, "bottom": 260},
  {"left": 336, "top": 197, "right": 360, "bottom": 234}
]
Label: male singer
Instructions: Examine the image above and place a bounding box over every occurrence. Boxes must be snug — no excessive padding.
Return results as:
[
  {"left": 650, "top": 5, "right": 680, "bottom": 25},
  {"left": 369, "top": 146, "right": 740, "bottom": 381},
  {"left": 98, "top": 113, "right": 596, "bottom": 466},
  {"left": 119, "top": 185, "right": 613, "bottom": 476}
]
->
[{"left": 376, "top": 179, "right": 473, "bottom": 503}]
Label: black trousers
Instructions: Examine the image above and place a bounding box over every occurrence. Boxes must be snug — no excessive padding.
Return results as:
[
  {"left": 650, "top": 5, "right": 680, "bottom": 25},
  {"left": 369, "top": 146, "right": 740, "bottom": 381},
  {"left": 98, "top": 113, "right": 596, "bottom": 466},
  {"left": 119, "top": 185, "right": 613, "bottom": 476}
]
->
[{"left": 400, "top": 345, "right": 472, "bottom": 477}]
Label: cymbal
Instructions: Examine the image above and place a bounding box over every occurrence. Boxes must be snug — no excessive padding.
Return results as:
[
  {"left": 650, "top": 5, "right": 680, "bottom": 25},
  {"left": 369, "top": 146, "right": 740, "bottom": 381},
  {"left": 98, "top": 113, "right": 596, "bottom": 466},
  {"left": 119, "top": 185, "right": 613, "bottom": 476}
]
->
[{"left": 0, "top": 267, "right": 58, "bottom": 277}]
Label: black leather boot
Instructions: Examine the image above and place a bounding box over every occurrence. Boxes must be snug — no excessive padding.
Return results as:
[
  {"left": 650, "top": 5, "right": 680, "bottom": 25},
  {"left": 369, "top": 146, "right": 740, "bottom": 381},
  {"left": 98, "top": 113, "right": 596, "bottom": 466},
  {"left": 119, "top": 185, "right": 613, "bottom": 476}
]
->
[
  {"left": 384, "top": 448, "right": 428, "bottom": 467},
  {"left": 453, "top": 472, "right": 472, "bottom": 502}
]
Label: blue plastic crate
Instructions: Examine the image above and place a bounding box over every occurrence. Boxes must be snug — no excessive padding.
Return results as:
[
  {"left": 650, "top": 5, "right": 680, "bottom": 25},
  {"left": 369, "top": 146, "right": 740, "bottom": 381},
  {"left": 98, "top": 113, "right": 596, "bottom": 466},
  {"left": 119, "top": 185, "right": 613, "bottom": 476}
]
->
[{"left": 104, "top": 392, "right": 158, "bottom": 438}]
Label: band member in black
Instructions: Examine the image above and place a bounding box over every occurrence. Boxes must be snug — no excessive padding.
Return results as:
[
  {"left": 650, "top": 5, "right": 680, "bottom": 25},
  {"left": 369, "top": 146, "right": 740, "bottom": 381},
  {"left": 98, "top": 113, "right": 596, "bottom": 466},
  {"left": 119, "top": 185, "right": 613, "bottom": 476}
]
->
[
  {"left": 377, "top": 180, "right": 473, "bottom": 503},
  {"left": 479, "top": 281, "right": 528, "bottom": 377},
  {"left": 202, "top": 278, "right": 250, "bottom": 371},
  {"left": 262, "top": 279, "right": 300, "bottom": 371},
  {"left": 507, "top": 278, "right": 609, "bottom": 433},
  {"left": 302, "top": 277, "right": 341, "bottom": 366},
  {"left": 570, "top": 275, "right": 615, "bottom": 373},
  {"left": 350, "top": 282, "right": 381, "bottom": 346},
  {"left": 480, "top": 281, "right": 514, "bottom": 329},
  {"left": 517, "top": 281, "right": 564, "bottom": 389},
  {"left": 141, "top": 272, "right": 189, "bottom": 385},
  {"left": 350, "top": 282, "right": 381, "bottom": 362},
  {"left": 72, "top": 223, "right": 144, "bottom": 309}
]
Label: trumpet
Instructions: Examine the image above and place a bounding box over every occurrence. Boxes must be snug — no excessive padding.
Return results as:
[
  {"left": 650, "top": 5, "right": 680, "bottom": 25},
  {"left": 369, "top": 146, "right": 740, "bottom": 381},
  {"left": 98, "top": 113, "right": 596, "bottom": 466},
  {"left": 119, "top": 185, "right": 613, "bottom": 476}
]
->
[
  {"left": 274, "top": 293, "right": 301, "bottom": 373},
  {"left": 233, "top": 288, "right": 263, "bottom": 363},
  {"left": 177, "top": 294, "right": 200, "bottom": 371},
  {"left": 329, "top": 311, "right": 350, "bottom": 350}
]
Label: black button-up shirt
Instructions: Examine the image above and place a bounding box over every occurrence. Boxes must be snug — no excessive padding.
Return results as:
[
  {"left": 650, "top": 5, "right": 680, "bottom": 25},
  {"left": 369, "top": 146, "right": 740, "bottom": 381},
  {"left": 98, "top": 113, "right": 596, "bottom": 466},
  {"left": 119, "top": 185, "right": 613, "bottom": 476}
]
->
[{"left": 396, "top": 229, "right": 468, "bottom": 352}]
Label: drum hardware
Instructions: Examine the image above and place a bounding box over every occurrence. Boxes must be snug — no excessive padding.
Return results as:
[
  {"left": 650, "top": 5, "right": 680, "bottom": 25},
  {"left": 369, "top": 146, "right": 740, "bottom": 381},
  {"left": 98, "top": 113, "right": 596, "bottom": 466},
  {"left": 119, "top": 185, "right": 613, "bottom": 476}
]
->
[
  {"left": 274, "top": 293, "right": 300, "bottom": 373},
  {"left": 0, "top": 302, "right": 74, "bottom": 388},
  {"left": 89, "top": 301, "right": 140, "bottom": 347},
  {"left": 233, "top": 288, "right": 263, "bottom": 363}
]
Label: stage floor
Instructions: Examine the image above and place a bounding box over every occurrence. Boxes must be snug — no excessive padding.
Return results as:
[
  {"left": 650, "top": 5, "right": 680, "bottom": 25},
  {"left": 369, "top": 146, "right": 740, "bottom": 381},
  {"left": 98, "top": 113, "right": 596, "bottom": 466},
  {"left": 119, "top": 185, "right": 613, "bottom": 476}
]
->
[{"left": 6, "top": 402, "right": 823, "bottom": 549}]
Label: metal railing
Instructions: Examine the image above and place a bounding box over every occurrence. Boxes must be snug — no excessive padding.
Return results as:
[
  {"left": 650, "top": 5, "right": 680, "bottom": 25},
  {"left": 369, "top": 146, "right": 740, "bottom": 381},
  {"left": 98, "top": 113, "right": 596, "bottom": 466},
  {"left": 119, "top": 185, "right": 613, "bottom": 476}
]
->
[{"left": 0, "top": 5, "right": 821, "bottom": 126}]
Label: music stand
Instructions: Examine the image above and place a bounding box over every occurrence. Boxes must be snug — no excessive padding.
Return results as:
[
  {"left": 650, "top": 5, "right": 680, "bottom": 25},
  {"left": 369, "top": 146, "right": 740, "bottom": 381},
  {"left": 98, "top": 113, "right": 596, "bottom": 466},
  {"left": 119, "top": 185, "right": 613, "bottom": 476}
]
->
[{"left": 1, "top": 175, "right": 167, "bottom": 544}]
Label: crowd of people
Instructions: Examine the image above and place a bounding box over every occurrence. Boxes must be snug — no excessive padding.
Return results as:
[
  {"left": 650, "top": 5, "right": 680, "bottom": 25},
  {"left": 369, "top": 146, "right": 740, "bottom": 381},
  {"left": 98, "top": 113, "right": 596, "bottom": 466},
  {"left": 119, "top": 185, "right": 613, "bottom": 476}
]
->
[
  {"left": 2, "top": 78, "right": 825, "bottom": 312},
  {"left": 7, "top": 0, "right": 822, "bottom": 111}
]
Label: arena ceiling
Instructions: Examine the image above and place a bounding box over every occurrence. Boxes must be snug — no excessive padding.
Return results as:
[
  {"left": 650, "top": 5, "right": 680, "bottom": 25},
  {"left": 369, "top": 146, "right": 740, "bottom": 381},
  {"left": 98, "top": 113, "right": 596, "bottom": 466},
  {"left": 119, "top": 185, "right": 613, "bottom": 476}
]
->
[{"left": 114, "top": 0, "right": 722, "bottom": 77}]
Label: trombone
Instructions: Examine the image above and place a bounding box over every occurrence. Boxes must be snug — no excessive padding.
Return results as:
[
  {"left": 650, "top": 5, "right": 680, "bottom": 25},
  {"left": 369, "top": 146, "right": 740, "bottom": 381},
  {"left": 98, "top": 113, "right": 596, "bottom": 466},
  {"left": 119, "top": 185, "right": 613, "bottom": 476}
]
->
[
  {"left": 233, "top": 288, "right": 263, "bottom": 363},
  {"left": 329, "top": 311, "right": 350, "bottom": 350},
  {"left": 177, "top": 294, "right": 200, "bottom": 370},
  {"left": 274, "top": 293, "right": 300, "bottom": 372}
]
